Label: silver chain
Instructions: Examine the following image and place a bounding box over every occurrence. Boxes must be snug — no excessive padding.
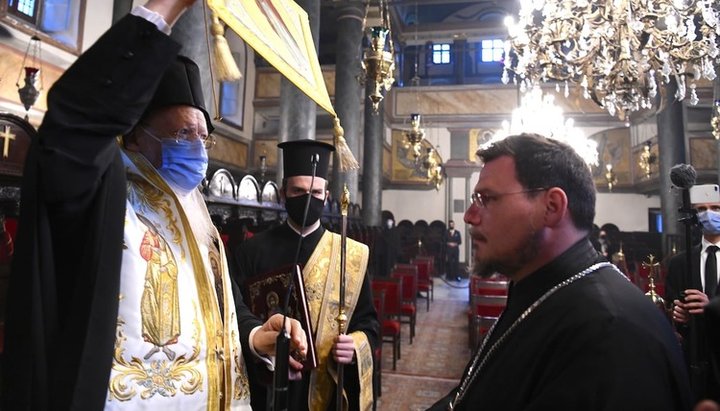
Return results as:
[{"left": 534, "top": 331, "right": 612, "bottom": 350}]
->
[{"left": 449, "top": 262, "right": 619, "bottom": 410}]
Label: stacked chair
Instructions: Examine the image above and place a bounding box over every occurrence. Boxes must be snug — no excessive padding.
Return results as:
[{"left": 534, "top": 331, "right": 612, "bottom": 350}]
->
[{"left": 468, "top": 275, "right": 509, "bottom": 349}]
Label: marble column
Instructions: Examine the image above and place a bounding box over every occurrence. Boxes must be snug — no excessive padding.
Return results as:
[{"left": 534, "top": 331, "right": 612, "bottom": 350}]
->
[
  {"left": 277, "top": 0, "right": 320, "bottom": 182},
  {"left": 331, "top": 2, "right": 364, "bottom": 201},
  {"left": 656, "top": 78, "right": 687, "bottom": 250},
  {"left": 362, "top": 83, "right": 383, "bottom": 227}
]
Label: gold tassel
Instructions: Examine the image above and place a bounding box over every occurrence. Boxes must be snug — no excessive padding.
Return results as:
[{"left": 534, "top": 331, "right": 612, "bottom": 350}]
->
[
  {"left": 333, "top": 117, "right": 360, "bottom": 172},
  {"left": 210, "top": 13, "right": 242, "bottom": 82}
]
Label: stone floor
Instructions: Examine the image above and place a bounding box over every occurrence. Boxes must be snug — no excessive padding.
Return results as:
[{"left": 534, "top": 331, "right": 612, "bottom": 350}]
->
[{"left": 376, "top": 277, "right": 471, "bottom": 410}]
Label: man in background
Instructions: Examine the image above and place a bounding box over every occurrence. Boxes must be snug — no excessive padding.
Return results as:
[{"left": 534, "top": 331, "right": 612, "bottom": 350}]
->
[
  {"left": 429, "top": 133, "right": 690, "bottom": 411},
  {"left": 667, "top": 195, "right": 720, "bottom": 403},
  {"left": 445, "top": 220, "right": 462, "bottom": 281}
]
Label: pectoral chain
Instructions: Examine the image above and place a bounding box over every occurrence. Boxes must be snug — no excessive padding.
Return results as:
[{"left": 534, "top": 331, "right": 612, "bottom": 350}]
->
[{"left": 448, "top": 262, "right": 620, "bottom": 410}]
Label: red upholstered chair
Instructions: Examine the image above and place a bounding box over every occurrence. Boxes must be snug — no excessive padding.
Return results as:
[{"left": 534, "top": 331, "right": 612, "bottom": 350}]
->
[
  {"left": 469, "top": 294, "right": 507, "bottom": 349},
  {"left": 469, "top": 275, "right": 509, "bottom": 301},
  {"left": 471, "top": 277, "right": 509, "bottom": 295},
  {"left": 411, "top": 258, "right": 433, "bottom": 311},
  {"left": 470, "top": 315, "right": 498, "bottom": 349},
  {"left": 372, "top": 279, "right": 402, "bottom": 370},
  {"left": 391, "top": 269, "right": 418, "bottom": 344},
  {"left": 371, "top": 290, "right": 385, "bottom": 399},
  {"left": 412, "top": 255, "right": 435, "bottom": 275}
]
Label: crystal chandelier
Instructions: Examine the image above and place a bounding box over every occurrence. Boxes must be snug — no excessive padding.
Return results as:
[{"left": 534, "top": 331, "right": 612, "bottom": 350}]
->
[
  {"left": 360, "top": 0, "right": 395, "bottom": 113},
  {"left": 489, "top": 86, "right": 599, "bottom": 166},
  {"left": 503, "top": 0, "right": 720, "bottom": 120}
]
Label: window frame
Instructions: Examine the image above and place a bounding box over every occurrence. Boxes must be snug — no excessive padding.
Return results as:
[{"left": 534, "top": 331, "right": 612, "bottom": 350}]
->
[
  {"left": 218, "top": 40, "right": 247, "bottom": 131},
  {"left": 431, "top": 42, "right": 451, "bottom": 65},
  {"left": 1, "top": 0, "right": 86, "bottom": 55},
  {"left": 479, "top": 38, "right": 505, "bottom": 63}
]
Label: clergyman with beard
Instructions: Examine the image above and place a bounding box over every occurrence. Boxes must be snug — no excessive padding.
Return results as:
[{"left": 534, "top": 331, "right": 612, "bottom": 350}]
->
[
  {"left": 233, "top": 139, "right": 379, "bottom": 411},
  {"left": 427, "top": 133, "right": 691, "bottom": 411}
]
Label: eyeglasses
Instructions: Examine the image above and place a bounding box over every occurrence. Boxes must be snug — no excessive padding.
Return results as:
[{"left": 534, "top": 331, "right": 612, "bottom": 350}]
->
[
  {"left": 139, "top": 124, "right": 216, "bottom": 150},
  {"left": 469, "top": 188, "right": 547, "bottom": 209}
]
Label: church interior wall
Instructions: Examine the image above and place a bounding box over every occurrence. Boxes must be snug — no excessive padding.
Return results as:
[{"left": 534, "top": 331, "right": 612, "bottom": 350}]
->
[{"left": 0, "top": 0, "right": 694, "bottom": 249}]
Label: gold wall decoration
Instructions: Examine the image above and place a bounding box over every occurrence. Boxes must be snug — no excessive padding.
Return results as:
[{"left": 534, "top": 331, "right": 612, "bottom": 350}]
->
[
  {"left": 253, "top": 140, "right": 278, "bottom": 169},
  {"left": 254, "top": 68, "right": 335, "bottom": 100},
  {"left": 468, "top": 129, "right": 495, "bottom": 162},
  {"left": 383, "top": 145, "right": 391, "bottom": 178},
  {"left": 592, "top": 128, "right": 631, "bottom": 189},
  {"left": 210, "top": 136, "right": 248, "bottom": 169},
  {"left": 690, "top": 137, "right": 718, "bottom": 170},
  {"left": 390, "top": 129, "right": 441, "bottom": 186}
]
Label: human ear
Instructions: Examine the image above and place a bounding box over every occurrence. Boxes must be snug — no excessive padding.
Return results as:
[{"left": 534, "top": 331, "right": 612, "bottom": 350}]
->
[
  {"left": 543, "top": 187, "right": 568, "bottom": 227},
  {"left": 124, "top": 128, "right": 141, "bottom": 152}
]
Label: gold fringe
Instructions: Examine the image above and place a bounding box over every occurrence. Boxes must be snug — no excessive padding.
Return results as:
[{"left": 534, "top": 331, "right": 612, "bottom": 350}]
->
[
  {"left": 333, "top": 117, "right": 359, "bottom": 172},
  {"left": 210, "top": 13, "right": 242, "bottom": 82}
]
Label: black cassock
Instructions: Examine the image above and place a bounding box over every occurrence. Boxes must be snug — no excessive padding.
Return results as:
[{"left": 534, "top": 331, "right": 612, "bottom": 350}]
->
[
  {"left": 233, "top": 223, "right": 379, "bottom": 411},
  {"left": 429, "top": 240, "right": 691, "bottom": 411}
]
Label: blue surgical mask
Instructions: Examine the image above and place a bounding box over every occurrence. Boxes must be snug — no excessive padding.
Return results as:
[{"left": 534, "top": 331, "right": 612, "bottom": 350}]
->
[
  {"left": 698, "top": 210, "right": 720, "bottom": 235},
  {"left": 157, "top": 139, "right": 208, "bottom": 194}
]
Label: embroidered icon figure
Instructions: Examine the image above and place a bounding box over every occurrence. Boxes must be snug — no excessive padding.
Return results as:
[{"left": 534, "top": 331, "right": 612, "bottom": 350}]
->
[{"left": 138, "top": 214, "right": 180, "bottom": 361}]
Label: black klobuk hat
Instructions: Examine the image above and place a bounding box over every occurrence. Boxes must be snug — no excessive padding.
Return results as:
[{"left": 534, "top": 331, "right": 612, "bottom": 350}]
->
[
  {"left": 278, "top": 139, "right": 335, "bottom": 180},
  {"left": 144, "top": 55, "right": 214, "bottom": 133}
]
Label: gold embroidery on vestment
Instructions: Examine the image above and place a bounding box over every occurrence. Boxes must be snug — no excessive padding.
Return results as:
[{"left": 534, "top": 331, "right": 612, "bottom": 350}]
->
[
  {"left": 109, "top": 315, "right": 202, "bottom": 401},
  {"left": 137, "top": 216, "right": 181, "bottom": 354},
  {"left": 304, "top": 233, "right": 373, "bottom": 411},
  {"left": 231, "top": 326, "right": 250, "bottom": 400},
  {"left": 127, "top": 165, "right": 184, "bottom": 260}
]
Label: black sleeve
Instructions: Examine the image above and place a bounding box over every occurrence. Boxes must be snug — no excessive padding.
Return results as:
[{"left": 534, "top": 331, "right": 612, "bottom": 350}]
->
[{"left": 231, "top": 273, "right": 263, "bottom": 355}]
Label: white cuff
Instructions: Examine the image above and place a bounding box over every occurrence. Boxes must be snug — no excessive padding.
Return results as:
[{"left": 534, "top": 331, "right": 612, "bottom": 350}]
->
[
  {"left": 130, "top": 5, "right": 171, "bottom": 35},
  {"left": 249, "top": 325, "right": 275, "bottom": 370}
]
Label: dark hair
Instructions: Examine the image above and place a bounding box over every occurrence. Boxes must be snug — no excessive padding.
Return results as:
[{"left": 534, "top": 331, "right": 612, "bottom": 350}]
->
[
  {"left": 477, "top": 133, "right": 596, "bottom": 231},
  {"left": 600, "top": 223, "right": 620, "bottom": 233}
]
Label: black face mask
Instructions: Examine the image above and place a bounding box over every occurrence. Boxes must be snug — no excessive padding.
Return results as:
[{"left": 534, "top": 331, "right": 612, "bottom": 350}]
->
[{"left": 285, "top": 194, "right": 325, "bottom": 227}]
